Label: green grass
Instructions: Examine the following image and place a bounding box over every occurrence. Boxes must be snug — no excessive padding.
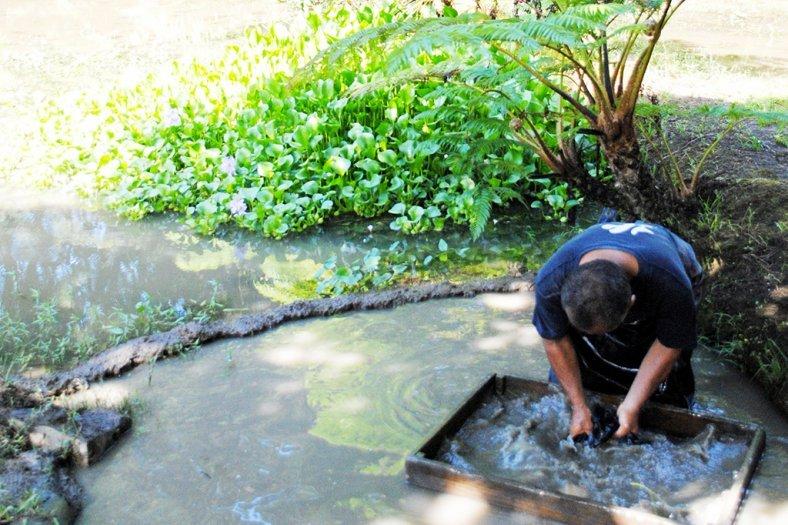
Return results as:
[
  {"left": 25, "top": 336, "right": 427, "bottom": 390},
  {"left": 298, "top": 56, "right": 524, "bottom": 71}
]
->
[
  {"left": 701, "top": 331, "right": 786, "bottom": 396},
  {"left": 739, "top": 131, "right": 764, "bottom": 151},
  {"left": 0, "top": 491, "right": 42, "bottom": 523},
  {"left": 0, "top": 283, "right": 225, "bottom": 378}
]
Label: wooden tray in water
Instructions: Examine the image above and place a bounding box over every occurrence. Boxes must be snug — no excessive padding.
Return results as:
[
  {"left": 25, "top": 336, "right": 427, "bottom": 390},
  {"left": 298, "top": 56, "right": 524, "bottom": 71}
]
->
[{"left": 405, "top": 375, "right": 765, "bottom": 525}]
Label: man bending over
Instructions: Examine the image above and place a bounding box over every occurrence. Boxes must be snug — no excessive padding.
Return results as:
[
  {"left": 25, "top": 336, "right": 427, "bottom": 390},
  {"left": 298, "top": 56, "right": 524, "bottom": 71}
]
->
[{"left": 532, "top": 220, "right": 703, "bottom": 439}]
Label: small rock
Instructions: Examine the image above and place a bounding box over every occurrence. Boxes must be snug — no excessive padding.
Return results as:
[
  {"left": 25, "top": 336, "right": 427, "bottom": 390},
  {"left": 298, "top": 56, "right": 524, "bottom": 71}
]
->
[
  {"left": 71, "top": 409, "right": 131, "bottom": 468},
  {"left": 6, "top": 405, "right": 67, "bottom": 431},
  {"left": 0, "top": 380, "right": 44, "bottom": 408},
  {"left": 28, "top": 425, "right": 73, "bottom": 455}
]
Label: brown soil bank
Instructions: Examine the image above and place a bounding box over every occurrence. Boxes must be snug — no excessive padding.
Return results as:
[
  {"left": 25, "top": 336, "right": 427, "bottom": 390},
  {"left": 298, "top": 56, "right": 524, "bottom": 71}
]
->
[
  {"left": 11, "top": 277, "right": 531, "bottom": 399},
  {"left": 689, "top": 118, "right": 787, "bottom": 413}
]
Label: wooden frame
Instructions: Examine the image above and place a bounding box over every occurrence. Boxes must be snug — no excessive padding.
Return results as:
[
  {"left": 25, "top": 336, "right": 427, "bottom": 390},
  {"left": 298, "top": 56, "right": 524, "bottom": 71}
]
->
[{"left": 405, "top": 375, "right": 765, "bottom": 525}]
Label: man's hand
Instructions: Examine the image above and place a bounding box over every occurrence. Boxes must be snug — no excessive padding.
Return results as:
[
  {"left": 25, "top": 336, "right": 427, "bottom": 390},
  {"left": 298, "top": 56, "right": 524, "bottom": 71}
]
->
[
  {"left": 570, "top": 404, "right": 593, "bottom": 438},
  {"left": 614, "top": 402, "right": 639, "bottom": 438},
  {"left": 542, "top": 336, "right": 593, "bottom": 438},
  {"left": 615, "top": 340, "right": 681, "bottom": 438}
]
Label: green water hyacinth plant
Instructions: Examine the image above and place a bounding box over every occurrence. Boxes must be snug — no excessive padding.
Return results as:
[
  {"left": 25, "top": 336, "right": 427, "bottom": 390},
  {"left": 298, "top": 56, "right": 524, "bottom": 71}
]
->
[{"left": 38, "top": 3, "right": 569, "bottom": 239}]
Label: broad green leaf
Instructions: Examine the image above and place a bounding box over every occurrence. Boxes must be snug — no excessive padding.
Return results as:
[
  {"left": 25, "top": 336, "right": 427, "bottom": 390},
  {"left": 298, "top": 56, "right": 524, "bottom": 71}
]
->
[
  {"left": 388, "top": 202, "right": 406, "bottom": 215},
  {"left": 377, "top": 150, "right": 398, "bottom": 166}
]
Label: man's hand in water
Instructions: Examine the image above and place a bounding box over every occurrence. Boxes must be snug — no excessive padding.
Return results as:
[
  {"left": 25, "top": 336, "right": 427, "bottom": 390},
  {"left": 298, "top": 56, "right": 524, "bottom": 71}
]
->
[
  {"left": 570, "top": 404, "right": 593, "bottom": 438},
  {"left": 615, "top": 341, "right": 680, "bottom": 438},
  {"left": 614, "top": 402, "right": 639, "bottom": 438},
  {"left": 541, "top": 336, "right": 593, "bottom": 438}
]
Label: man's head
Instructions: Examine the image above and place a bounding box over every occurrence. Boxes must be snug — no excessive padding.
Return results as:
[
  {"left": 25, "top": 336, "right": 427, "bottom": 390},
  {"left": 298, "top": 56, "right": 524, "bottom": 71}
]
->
[{"left": 560, "top": 260, "right": 633, "bottom": 335}]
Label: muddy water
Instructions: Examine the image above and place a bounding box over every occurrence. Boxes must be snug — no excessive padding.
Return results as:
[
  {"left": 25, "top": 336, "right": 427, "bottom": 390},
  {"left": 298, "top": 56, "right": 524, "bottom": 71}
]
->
[
  {"left": 439, "top": 391, "right": 749, "bottom": 523},
  {"left": 71, "top": 295, "right": 787, "bottom": 524},
  {"left": 74, "top": 294, "right": 549, "bottom": 524},
  {"left": 0, "top": 186, "right": 561, "bottom": 323}
]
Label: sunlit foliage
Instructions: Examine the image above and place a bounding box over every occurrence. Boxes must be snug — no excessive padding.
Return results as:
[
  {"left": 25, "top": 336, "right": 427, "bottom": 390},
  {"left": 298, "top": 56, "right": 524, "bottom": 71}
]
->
[{"left": 40, "top": 4, "right": 569, "bottom": 239}]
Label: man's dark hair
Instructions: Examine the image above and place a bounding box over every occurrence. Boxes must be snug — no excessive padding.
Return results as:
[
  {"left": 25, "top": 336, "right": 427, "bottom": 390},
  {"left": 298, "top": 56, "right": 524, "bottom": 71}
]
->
[{"left": 560, "top": 260, "right": 631, "bottom": 333}]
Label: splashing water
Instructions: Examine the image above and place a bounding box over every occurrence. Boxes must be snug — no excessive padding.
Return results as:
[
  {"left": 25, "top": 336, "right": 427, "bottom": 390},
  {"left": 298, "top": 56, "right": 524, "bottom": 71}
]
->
[{"left": 438, "top": 390, "right": 750, "bottom": 523}]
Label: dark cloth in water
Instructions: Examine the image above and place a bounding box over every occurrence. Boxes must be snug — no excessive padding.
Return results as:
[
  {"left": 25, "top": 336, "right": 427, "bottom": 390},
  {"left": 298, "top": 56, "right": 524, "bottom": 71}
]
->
[
  {"left": 535, "top": 222, "right": 704, "bottom": 408},
  {"left": 572, "top": 404, "right": 647, "bottom": 447}
]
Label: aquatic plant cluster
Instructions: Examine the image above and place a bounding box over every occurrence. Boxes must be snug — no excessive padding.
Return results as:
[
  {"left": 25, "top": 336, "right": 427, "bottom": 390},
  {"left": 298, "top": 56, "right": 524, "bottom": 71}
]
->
[
  {"left": 0, "top": 283, "right": 224, "bottom": 376},
  {"left": 313, "top": 218, "right": 577, "bottom": 296},
  {"left": 316, "top": 238, "right": 497, "bottom": 295},
  {"left": 39, "top": 4, "right": 575, "bottom": 239}
]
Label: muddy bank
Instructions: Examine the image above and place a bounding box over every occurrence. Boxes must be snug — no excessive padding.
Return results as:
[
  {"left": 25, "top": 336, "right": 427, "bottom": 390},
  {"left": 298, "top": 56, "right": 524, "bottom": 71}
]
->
[
  {"left": 0, "top": 397, "right": 130, "bottom": 523},
  {"left": 11, "top": 277, "right": 531, "bottom": 399},
  {"left": 693, "top": 142, "right": 787, "bottom": 412},
  {"left": 642, "top": 99, "right": 787, "bottom": 412}
]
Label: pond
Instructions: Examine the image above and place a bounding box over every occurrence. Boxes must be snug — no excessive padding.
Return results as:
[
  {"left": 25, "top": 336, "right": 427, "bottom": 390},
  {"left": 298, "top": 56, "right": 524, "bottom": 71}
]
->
[
  {"left": 0, "top": 186, "right": 565, "bottom": 325},
  {"left": 66, "top": 294, "right": 787, "bottom": 524}
]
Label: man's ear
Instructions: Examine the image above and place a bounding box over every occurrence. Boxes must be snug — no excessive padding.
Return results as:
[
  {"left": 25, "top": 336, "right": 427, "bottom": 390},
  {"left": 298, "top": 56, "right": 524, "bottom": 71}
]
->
[{"left": 630, "top": 295, "right": 636, "bottom": 307}]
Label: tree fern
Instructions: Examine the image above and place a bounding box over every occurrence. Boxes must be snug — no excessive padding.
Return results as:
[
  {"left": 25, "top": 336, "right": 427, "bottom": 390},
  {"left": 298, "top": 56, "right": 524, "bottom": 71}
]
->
[{"left": 305, "top": 0, "right": 689, "bottom": 226}]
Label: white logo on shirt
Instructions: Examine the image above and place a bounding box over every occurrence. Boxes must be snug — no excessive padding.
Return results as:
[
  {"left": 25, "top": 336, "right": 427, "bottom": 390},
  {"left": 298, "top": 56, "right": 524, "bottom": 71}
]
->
[{"left": 601, "top": 223, "right": 655, "bottom": 236}]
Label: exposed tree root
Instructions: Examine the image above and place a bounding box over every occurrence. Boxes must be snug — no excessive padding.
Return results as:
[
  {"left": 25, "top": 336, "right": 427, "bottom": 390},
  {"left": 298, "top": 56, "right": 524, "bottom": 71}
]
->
[{"left": 10, "top": 276, "right": 533, "bottom": 399}]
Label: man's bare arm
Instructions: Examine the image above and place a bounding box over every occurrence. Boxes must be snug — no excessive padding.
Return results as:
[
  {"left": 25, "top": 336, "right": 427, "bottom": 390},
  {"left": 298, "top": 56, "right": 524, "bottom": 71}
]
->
[
  {"left": 542, "top": 336, "right": 592, "bottom": 437},
  {"left": 615, "top": 339, "right": 682, "bottom": 437}
]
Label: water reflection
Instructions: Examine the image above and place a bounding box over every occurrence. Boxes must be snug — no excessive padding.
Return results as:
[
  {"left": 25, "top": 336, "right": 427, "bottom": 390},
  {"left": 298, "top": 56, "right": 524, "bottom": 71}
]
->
[{"left": 0, "top": 186, "right": 561, "bottom": 328}]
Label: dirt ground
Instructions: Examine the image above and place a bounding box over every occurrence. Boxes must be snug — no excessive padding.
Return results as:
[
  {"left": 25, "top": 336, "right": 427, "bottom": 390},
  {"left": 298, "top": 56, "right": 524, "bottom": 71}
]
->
[
  {"left": 651, "top": 0, "right": 788, "bottom": 101},
  {"left": 0, "top": 0, "right": 291, "bottom": 180}
]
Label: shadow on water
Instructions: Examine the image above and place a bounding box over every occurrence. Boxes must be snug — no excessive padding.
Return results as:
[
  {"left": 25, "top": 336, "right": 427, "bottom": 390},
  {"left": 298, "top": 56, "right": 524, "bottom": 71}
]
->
[{"left": 65, "top": 295, "right": 786, "bottom": 524}]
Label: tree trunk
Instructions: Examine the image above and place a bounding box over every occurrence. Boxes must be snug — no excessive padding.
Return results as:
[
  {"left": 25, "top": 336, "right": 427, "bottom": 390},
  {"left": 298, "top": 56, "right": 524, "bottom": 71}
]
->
[{"left": 597, "top": 115, "right": 694, "bottom": 228}]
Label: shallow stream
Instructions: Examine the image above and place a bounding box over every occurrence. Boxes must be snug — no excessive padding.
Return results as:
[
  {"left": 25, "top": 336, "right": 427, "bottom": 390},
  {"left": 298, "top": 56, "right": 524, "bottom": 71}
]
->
[{"left": 67, "top": 294, "right": 787, "bottom": 524}]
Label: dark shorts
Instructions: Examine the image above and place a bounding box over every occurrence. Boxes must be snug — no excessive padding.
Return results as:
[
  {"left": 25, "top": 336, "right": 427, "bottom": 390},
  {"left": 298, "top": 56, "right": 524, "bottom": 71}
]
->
[{"left": 548, "top": 332, "right": 695, "bottom": 409}]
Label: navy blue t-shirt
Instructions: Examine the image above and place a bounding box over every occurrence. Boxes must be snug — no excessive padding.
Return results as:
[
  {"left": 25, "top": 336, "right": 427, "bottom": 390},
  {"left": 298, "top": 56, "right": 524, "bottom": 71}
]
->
[{"left": 533, "top": 222, "right": 698, "bottom": 354}]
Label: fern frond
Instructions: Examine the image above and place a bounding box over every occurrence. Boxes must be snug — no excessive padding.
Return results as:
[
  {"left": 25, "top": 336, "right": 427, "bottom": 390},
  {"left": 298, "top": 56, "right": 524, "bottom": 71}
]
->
[
  {"left": 458, "top": 63, "right": 502, "bottom": 84},
  {"left": 561, "top": 3, "right": 634, "bottom": 23},
  {"left": 471, "top": 21, "right": 541, "bottom": 50},
  {"left": 385, "top": 14, "right": 488, "bottom": 72},
  {"left": 462, "top": 117, "right": 511, "bottom": 138},
  {"left": 431, "top": 134, "right": 516, "bottom": 159},
  {"left": 470, "top": 188, "right": 494, "bottom": 240},
  {"left": 414, "top": 104, "right": 467, "bottom": 124},
  {"left": 345, "top": 60, "right": 463, "bottom": 98},
  {"left": 466, "top": 137, "right": 519, "bottom": 157},
  {"left": 296, "top": 16, "right": 454, "bottom": 82},
  {"left": 513, "top": 18, "right": 581, "bottom": 47},
  {"left": 491, "top": 186, "right": 526, "bottom": 206},
  {"left": 432, "top": 132, "right": 470, "bottom": 149}
]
